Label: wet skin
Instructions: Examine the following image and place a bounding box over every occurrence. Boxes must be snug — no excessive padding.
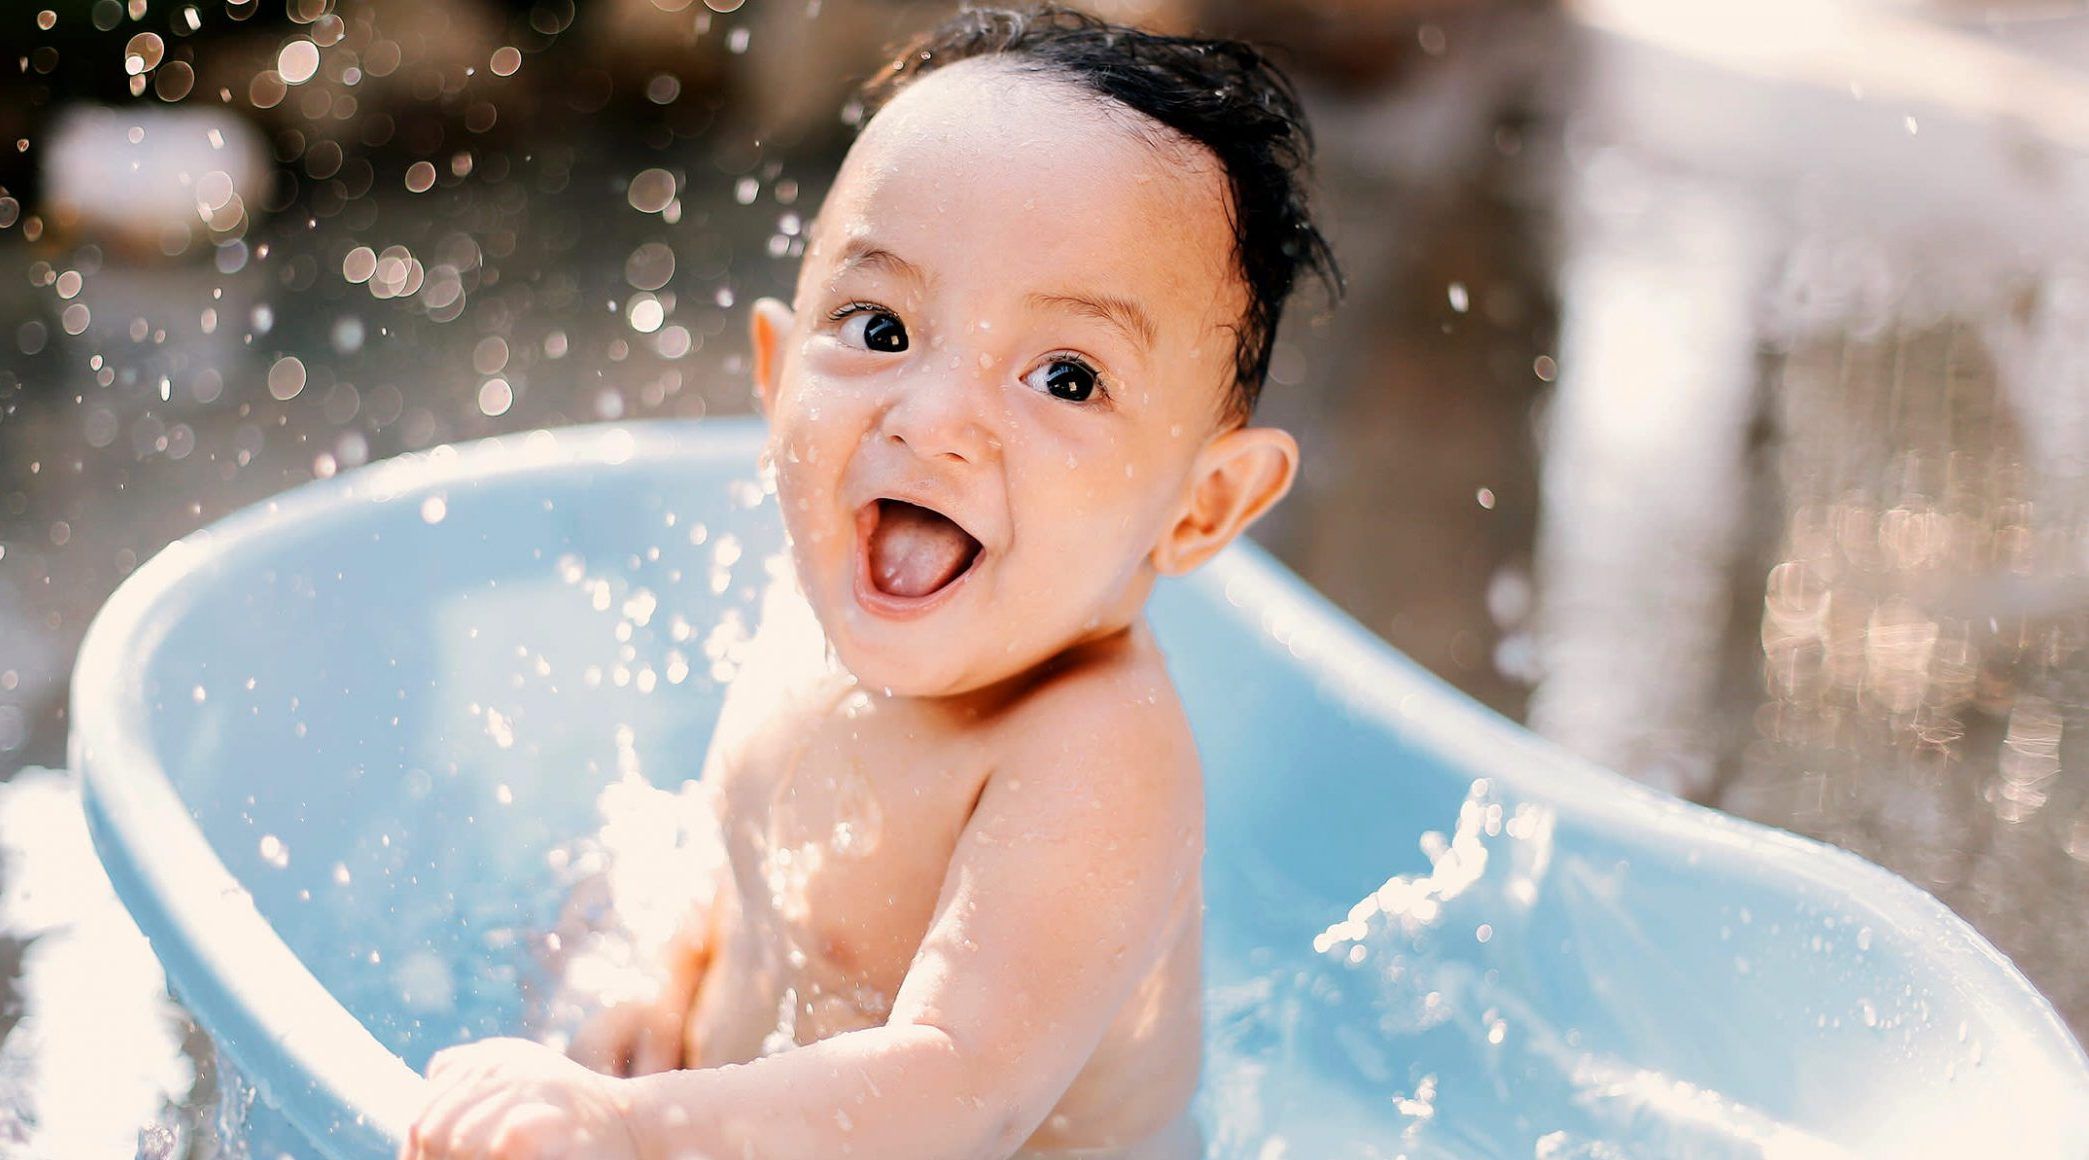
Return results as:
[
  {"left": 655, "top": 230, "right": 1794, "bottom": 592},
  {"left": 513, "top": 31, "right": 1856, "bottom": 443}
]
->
[
  {"left": 684, "top": 586, "right": 1207, "bottom": 1155},
  {"left": 403, "top": 58, "right": 1299, "bottom": 1160}
]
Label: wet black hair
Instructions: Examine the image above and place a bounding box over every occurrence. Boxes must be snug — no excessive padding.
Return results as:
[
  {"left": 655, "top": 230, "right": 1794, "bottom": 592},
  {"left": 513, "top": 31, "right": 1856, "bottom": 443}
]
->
[{"left": 859, "top": 4, "right": 1342, "bottom": 421}]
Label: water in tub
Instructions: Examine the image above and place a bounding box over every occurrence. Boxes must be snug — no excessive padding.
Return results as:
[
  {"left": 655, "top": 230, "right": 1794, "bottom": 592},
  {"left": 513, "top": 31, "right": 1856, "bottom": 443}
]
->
[
  {"left": 0, "top": 520, "right": 1880, "bottom": 1160},
  {"left": 414, "top": 538, "right": 1869, "bottom": 1158},
  {"left": 0, "top": 541, "right": 1876, "bottom": 1157}
]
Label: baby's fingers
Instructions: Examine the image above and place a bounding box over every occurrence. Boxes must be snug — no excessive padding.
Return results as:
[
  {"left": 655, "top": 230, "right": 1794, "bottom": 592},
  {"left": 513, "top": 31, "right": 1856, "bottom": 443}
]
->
[
  {"left": 487, "top": 1104, "right": 590, "bottom": 1160},
  {"left": 426, "top": 1042, "right": 494, "bottom": 1085},
  {"left": 407, "top": 1043, "right": 520, "bottom": 1158},
  {"left": 433, "top": 1092, "right": 518, "bottom": 1158},
  {"left": 402, "top": 1078, "right": 483, "bottom": 1159}
]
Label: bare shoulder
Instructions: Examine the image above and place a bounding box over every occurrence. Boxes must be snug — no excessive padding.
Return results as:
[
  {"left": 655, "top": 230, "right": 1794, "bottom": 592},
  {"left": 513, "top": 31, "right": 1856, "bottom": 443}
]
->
[
  {"left": 702, "top": 577, "right": 848, "bottom": 785},
  {"left": 988, "top": 630, "right": 1203, "bottom": 822}
]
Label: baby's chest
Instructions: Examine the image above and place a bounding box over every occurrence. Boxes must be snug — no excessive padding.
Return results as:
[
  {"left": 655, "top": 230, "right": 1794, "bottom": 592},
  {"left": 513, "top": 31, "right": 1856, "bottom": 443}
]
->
[{"left": 714, "top": 704, "right": 988, "bottom": 982}]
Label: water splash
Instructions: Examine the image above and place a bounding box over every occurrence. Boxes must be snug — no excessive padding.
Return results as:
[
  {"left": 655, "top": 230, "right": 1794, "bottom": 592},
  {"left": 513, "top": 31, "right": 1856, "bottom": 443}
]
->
[
  {"left": 1210, "top": 780, "right": 1856, "bottom": 1159},
  {"left": 537, "top": 770, "right": 723, "bottom": 1040}
]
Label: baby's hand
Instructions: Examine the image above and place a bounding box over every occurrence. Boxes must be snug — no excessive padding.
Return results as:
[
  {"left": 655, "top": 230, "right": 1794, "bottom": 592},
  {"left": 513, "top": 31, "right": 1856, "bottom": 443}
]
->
[{"left": 402, "top": 1037, "right": 641, "bottom": 1160}]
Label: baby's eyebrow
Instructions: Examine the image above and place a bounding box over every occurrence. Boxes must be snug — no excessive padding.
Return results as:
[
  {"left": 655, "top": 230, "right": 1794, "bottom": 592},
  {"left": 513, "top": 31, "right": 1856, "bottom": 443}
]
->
[
  {"left": 1026, "top": 291, "right": 1158, "bottom": 354},
  {"left": 835, "top": 241, "right": 928, "bottom": 286}
]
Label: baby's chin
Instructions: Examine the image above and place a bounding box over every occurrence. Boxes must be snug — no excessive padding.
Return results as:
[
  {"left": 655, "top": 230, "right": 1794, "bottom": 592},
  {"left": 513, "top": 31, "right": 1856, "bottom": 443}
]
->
[{"left": 824, "top": 620, "right": 1006, "bottom": 700}]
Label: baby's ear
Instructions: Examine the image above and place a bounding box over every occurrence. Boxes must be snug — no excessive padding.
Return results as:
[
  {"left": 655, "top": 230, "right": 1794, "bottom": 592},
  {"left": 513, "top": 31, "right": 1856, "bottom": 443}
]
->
[
  {"left": 749, "top": 297, "right": 795, "bottom": 417},
  {"left": 1152, "top": 425, "right": 1299, "bottom": 576}
]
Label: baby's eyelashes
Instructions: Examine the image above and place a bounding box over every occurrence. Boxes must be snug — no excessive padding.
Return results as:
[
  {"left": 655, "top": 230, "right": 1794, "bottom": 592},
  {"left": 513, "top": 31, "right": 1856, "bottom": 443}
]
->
[
  {"left": 1021, "top": 356, "right": 1107, "bottom": 405},
  {"left": 824, "top": 303, "right": 1109, "bottom": 405},
  {"left": 832, "top": 303, "right": 910, "bottom": 353}
]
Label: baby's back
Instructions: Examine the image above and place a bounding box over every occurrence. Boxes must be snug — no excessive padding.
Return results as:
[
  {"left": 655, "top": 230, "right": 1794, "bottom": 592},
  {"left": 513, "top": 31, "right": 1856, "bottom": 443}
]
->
[{"left": 683, "top": 588, "right": 1205, "bottom": 1155}]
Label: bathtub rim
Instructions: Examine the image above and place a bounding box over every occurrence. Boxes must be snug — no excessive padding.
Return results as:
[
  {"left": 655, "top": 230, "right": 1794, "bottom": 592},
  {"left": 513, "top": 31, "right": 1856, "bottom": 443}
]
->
[
  {"left": 69, "top": 416, "right": 2089, "bottom": 1157},
  {"left": 71, "top": 421, "right": 773, "bottom": 1151}
]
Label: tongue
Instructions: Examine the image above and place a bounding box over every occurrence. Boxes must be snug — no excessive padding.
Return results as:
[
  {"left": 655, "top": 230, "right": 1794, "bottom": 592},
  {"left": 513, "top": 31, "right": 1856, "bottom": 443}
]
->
[{"left": 870, "top": 502, "right": 977, "bottom": 599}]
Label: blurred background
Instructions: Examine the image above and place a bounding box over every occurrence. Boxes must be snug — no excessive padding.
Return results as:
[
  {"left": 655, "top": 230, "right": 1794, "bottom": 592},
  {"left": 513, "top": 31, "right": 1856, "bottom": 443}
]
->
[{"left": 0, "top": 0, "right": 2085, "bottom": 1152}]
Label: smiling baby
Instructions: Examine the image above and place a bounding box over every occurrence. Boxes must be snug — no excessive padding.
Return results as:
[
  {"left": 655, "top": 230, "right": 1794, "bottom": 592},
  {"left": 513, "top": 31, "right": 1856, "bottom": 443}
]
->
[{"left": 403, "top": 6, "right": 1338, "bottom": 1157}]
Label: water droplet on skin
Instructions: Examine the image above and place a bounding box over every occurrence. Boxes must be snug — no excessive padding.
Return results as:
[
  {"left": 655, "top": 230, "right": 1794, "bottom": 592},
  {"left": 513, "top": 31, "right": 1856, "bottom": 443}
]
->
[{"left": 829, "top": 764, "right": 884, "bottom": 858}]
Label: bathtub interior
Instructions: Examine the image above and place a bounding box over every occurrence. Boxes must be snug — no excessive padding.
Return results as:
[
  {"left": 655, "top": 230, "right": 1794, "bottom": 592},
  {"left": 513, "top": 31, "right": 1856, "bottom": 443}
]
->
[
  {"left": 132, "top": 441, "right": 764, "bottom": 1069},
  {"left": 1166, "top": 601, "right": 2075, "bottom": 1156},
  {"left": 90, "top": 422, "right": 2088, "bottom": 1157}
]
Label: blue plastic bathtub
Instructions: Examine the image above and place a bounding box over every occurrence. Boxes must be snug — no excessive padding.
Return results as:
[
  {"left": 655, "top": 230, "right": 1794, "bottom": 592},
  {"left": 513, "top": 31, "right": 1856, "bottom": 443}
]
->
[{"left": 72, "top": 418, "right": 2089, "bottom": 1157}]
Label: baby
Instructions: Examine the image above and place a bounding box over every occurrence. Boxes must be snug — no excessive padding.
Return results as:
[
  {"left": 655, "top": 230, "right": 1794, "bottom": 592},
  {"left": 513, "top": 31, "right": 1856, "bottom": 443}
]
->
[{"left": 402, "top": 6, "right": 1337, "bottom": 1158}]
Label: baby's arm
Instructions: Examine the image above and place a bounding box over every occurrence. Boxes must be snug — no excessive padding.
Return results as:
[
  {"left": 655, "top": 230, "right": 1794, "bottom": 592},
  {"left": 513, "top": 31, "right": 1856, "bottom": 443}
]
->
[
  {"left": 406, "top": 672, "right": 1200, "bottom": 1159},
  {"left": 618, "top": 675, "right": 1202, "bottom": 1157}
]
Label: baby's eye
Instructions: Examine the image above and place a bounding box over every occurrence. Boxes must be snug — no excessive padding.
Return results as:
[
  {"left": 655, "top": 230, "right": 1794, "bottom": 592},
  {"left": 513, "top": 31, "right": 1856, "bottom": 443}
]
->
[
  {"left": 1023, "top": 357, "right": 1103, "bottom": 404},
  {"left": 837, "top": 306, "right": 909, "bottom": 353}
]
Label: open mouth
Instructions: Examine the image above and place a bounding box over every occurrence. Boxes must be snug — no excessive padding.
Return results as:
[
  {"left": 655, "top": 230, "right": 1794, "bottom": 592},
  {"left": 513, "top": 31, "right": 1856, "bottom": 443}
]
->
[{"left": 861, "top": 498, "right": 983, "bottom": 604}]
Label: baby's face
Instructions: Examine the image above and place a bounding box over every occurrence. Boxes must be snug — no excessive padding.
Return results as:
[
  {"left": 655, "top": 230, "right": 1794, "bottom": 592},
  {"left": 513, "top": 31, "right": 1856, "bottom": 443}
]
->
[{"left": 754, "top": 62, "right": 1247, "bottom": 698}]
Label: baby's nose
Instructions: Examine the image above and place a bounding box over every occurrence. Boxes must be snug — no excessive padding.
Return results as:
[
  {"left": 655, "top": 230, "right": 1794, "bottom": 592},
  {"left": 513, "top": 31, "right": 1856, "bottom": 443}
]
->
[{"left": 881, "top": 362, "right": 994, "bottom": 464}]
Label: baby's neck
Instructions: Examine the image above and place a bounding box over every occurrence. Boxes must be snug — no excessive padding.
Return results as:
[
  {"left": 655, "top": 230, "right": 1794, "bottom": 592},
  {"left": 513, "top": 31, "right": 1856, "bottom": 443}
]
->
[{"left": 848, "top": 617, "right": 1151, "bottom": 726}]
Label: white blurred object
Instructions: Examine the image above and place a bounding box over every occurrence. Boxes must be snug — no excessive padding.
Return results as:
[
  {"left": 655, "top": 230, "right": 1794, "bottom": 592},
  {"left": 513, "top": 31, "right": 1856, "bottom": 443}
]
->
[
  {"left": 41, "top": 104, "right": 270, "bottom": 258},
  {"left": 1528, "top": 163, "right": 1771, "bottom": 802},
  {"left": 0, "top": 768, "right": 195, "bottom": 1157}
]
